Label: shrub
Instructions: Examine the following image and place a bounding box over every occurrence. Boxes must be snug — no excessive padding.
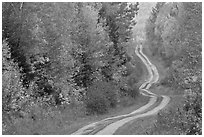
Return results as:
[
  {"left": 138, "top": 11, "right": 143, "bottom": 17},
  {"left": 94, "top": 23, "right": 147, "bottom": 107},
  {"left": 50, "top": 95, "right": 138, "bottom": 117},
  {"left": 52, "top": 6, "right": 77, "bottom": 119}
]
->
[
  {"left": 85, "top": 93, "right": 109, "bottom": 115},
  {"left": 2, "top": 41, "right": 66, "bottom": 134},
  {"left": 3, "top": 102, "right": 65, "bottom": 135},
  {"left": 129, "top": 85, "right": 140, "bottom": 98},
  {"left": 152, "top": 84, "right": 202, "bottom": 135},
  {"left": 119, "top": 84, "right": 139, "bottom": 99},
  {"left": 155, "top": 108, "right": 188, "bottom": 134},
  {"left": 84, "top": 80, "right": 118, "bottom": 115},
  {"left": 2, "top": 40, "right": 28, "bottom": 133}
]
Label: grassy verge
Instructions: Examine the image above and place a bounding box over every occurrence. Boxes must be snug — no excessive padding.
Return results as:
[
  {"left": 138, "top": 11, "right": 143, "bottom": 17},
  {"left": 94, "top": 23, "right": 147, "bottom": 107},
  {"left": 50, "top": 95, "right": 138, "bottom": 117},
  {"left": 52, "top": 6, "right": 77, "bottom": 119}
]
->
[
  {"left": 114, "top": 86, "right": 185, "bottom": 135},
  {"left": 115, "top": 115, "right": 157, "bottom": 135}
]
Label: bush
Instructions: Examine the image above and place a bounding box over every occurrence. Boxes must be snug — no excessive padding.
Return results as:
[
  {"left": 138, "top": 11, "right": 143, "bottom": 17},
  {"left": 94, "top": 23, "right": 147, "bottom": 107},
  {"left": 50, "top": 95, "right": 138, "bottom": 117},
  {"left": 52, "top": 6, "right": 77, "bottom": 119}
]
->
[
  {"left": 129, "top": 85, "right": 140, "bottom": 98},
  {"left": 120, "top": 84, "right": 139, "bottom": 99},
  {"left": 84, "top": 80, "right": 118, "bottom": 115},
  {"left": 152, "top": 85, "right": 202, "bottom": 135},
  {"left": 2, "top": 40, "right": 28, "bottom": 128},
  {"left": 2, "top": 40, "right": 66, "bottom": 134},
  {"left": 85, "top": 93, "right": 109, "bottom": 115},
  {"left": 154, "top": 108, "right": 188, "bottom": 135},
  {"left": 3, "top": 102, "right": 65, "bottom": 135}
]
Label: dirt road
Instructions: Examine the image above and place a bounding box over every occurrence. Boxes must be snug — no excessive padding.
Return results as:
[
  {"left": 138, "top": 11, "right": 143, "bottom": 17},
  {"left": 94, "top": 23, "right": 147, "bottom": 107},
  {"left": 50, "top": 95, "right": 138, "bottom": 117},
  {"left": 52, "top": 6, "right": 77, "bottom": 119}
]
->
[{"left": 71, "top": 44, "right": 170, "bottom": 135}]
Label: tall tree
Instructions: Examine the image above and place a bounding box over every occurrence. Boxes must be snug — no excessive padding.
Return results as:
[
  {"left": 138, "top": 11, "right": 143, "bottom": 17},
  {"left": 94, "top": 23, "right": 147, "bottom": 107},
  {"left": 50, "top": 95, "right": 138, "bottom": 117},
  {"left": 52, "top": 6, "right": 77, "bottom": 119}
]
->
[
  {"left": 98, "top": 2, "right": 139, "bottom": 81},
  {"left": 70, "top": 3, "right": 112, "bottom": 90}
]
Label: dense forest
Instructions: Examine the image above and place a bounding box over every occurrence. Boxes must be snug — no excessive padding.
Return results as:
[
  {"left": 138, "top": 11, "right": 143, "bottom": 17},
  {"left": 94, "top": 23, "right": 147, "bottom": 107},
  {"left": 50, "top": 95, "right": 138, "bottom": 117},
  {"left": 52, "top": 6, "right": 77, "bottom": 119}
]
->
[
  {"left": 2, "top": 2, "right": 143, "bottom": 134},
  {"left": 2, "top": 2, "right": 202, "bottom": 135},
  {"left": 145, "top": 2, "right": 202, "bottom": 135}
]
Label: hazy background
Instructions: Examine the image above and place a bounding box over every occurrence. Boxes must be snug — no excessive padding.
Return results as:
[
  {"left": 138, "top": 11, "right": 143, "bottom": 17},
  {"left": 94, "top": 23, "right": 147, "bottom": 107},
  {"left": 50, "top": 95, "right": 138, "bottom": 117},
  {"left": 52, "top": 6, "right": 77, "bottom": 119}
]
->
[{"left": 133, "top": 2, "right": 156, "bottom": 40}]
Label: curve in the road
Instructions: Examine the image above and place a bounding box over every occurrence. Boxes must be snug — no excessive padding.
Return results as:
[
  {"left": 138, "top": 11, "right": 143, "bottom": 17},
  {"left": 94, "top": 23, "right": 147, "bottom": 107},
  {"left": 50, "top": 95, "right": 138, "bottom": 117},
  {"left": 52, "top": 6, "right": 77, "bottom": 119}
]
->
[
  {"left": 71, "top": 44, "right": 170, "bottom": 135},
  {"left": 95, "top": 45, "right": 170, "bottom": 135},
  {"left": 96, "top": 95, "right": 170, "bottom": 135}
]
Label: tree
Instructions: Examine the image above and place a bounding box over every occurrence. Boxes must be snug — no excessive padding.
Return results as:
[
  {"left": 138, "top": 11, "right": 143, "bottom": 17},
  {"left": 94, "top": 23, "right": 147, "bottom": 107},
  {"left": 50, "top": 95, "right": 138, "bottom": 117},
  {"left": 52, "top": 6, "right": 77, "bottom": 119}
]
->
[
  {"left": 70, "top": 3, "right": 105, "bottom": 90},
  {"left": 3, "top": 2, "right": 77, "bottom": 100},
  {"left": 2, "top": 40, "right": 26, "bottom": 119},
  {"left": 150, "top": 2, "right": 202, "bottom": 135},
  {"left": 98, "top": 2, "right": 139, "bottom": 81},
  {"left": 3, "top": 2, "right": 141, "bottom": 116},
  {"left": 145, "top": 2, "right": 183, "bottom": 66},
  {"left": 2, "top": 2, "right": 32, "bottom": 87}
]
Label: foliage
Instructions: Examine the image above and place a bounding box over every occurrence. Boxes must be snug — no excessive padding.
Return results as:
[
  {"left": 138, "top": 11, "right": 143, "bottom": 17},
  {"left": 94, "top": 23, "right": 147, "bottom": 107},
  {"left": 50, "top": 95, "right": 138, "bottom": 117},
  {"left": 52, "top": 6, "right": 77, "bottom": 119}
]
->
[
  {"left": 145, "top": 2, "right": 182, "bottom": 66},
  {"left": 2, "top": 2, "right": 141, "bottom": 134},
  {"left": 149, "top": 78, "right": 201, "bottom": 135},
  {"left": 70, "top": 4, "right": 100, "bottom": 89},
  {"left": 85, "top": 80, "right": 118, "bottom": 114},
  {"left": 98, "top": 3, "right": 139, "bottom": 44},
  {"left": 3, "top": 103, "right": 66, "bottom": 135},
  {"left": 2, "top": 2, "right": 139, "bottom": 99},
  {"left": 2, "top": 40, "right": 27, "bottom": 133},
  {"left": 159, "top": 2, "right": 202, "bottom": 90},
  {"left": 146, "top": 2, "right": 202, "bottom": 135},
  {"left": 98, "top": 2, "right": 139, "bottom": 81},
  {"left": 2, "top": 40, "right": 33, "bottom": 115},
  {"left": 155, "top": 84, "right": 201, "bottom": 135},
  {"left": 2, "top": 3, "right": 75, "bottom": 100}
]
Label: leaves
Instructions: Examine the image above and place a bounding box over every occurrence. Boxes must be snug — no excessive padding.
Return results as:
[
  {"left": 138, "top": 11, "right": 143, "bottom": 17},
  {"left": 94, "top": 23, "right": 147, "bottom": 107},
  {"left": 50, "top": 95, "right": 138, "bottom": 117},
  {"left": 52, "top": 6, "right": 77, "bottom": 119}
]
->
[
  {"left": 2, "top": 2, "right": 141, "bottom": 126},
  {"left": 148, "top": 2, "right": 202, "bottom": 135}
]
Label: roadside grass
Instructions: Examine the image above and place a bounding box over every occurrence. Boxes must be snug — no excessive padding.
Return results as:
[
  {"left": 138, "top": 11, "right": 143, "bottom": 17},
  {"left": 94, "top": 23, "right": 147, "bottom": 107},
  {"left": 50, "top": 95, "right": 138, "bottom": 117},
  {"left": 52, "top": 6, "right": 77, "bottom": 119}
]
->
[
  {"left": 115, "top": 90, "right": 184, "bottom": 135},
  {"left": 149, "top": 84, "right": 184, "bottom": 96},
  {"left": 145, "top": 86, "right": 185, "bottom": 135},
  {"left": 114, "top": 95, "right": 161, "bottom": 135},
  {"left": 114, "top": 115, "right": 157, "bottom": 135},
  {"left": 114, "top": 86, "right": 185, "bottom": 135},
  {"left": 145, "top": 94, "right": 186, "bottom": 135}
]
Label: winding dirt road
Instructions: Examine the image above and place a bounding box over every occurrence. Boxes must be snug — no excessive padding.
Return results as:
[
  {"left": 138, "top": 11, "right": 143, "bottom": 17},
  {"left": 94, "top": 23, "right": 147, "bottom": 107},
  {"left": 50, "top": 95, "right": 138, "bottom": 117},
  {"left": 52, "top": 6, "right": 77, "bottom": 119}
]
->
[{"left": 71, "top": 44, "right": 170, "bottom": 135}]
